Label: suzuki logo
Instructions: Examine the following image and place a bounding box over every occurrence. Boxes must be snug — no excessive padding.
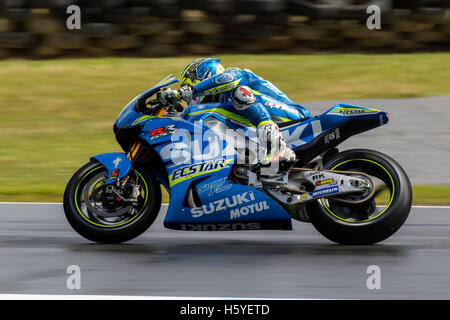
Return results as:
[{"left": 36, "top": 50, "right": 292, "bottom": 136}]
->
[
  {"left": 239, "top": 87, "right": 252, "bottom": 97},
  {"left": 113, "top": 157, "right": 122, "bottom": 169}
]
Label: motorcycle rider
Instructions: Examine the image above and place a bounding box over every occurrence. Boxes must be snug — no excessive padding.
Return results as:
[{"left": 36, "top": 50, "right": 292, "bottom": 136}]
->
[{"left": 158, "top": 58, "right": 310, "bottom": 165}]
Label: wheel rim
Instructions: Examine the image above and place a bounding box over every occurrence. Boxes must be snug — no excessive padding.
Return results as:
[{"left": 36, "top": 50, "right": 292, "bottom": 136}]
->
[
  {"left": 321, "top": 158, "right": 396, "bottom": 223},
  {"left": 74, "top": 166, "right": 149, "bottom": 228}
]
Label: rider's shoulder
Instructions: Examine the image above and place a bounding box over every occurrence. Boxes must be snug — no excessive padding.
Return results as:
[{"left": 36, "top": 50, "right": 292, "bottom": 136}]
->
[
  {"left": 224, "top": 67, "right": 254, "bottom": 78},
  {"left": 223, "top": 67, "right": 240, "bottom": 73}
]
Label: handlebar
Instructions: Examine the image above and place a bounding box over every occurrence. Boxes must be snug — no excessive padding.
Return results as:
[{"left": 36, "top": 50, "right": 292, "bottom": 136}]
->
[
  {"left": 146, "top": 99, "right": 160, "bottom": 107},
  {"left": 135, "top": 89, "right": 184, "bottom": 115},
  {"left": 143, "top": 98, "right": 183, "bottom": 115}
]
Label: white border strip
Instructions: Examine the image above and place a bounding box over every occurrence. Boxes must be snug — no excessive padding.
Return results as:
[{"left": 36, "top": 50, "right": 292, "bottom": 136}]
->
[{"left": 411, "top": 206, "right": 450, "bottom": 209}]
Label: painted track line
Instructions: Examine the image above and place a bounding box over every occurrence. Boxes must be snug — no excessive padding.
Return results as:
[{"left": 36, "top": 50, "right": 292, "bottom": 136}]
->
[
  {"left": 0, "top": 202, "right": 448, "bottom": 209},
  {"left": 0, "top": 294, "right": 302, "bottom": 300}
]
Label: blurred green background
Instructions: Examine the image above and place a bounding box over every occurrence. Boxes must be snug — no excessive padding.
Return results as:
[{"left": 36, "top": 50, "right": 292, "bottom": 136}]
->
[{"left": 1, "top": 53, "right": 450, "bottom": 203}]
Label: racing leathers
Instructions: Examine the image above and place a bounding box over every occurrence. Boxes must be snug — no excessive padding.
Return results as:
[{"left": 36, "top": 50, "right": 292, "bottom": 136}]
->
[{"left": 167, "top": 68, "right": 311, "bottom": 165}]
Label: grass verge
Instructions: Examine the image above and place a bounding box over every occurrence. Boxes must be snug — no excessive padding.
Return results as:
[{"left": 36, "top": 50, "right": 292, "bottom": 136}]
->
[{"left": 0, "top": 54, "right": 449, "bottom": 204}]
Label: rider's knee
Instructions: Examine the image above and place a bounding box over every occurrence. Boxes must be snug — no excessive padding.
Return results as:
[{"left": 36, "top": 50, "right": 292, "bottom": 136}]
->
[{"left": 231, "top": 86, "right": 256, "bottom": 111}]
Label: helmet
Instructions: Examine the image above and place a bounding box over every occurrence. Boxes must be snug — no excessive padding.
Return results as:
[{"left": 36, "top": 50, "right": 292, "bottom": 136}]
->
[{"left": 180, "top": 58, "right": 225, "bottom": 87}]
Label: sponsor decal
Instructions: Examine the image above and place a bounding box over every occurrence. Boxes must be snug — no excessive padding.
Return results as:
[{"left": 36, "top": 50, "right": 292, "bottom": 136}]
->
[
  {"left": 230, "top": 201, "right": 269, "bottom": 220},
  {"left": 190, "top": 191, "right": 256, "bottom": 218},
  {"left": 149, "top": 124, "right": 176, "bottom": 141},
  {"left": 198, "top": 177, "right": 232, "bottom": 196},
  {"left": 315, "top": 178, "right": 335, "bottom": 186},
  {"left": 308, "top": 173, "right": 325, "bottom": 181},
  {"left": 170, "top": 159, "right": 231, "bottom": 186},
  {"left": 238, "top": 87, "right": 252, "bottom": 98},
  {"left": 324, "top": 128, "right": 341, "bottom": 144},
  {"left": 330, "top": 107, "right": 378, "bottom": 116},
  {"left": 310, "top": 186, "right": 339, "bottom": 198},
  {"left": 282, "top": 123, "right": 308, "bottom": 148},
  {"left": 181, "top": 223, "right": 262, "bottom": 231},
  {"left": 264, "top": 99, "right": 293, "bottom": 113},
  {"left": 113, "top": 157, "right": 122, "bottom": 169},
  {"left": 110, "top": 169, "right": 119, "bottom": 180}
]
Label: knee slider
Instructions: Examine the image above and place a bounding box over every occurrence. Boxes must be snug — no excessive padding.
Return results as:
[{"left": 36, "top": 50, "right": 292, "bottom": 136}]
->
[{"left": 231, "top": 86, "right": 256, "bottom": 110}]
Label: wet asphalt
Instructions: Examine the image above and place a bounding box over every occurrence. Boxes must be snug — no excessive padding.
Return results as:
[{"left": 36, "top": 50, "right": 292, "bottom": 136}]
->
[
  {"left": 1, "top": 203, "right": 450, "bottom": 299},
  {"left": 2, "top": 96, "right": 450, "bottom": 299}
]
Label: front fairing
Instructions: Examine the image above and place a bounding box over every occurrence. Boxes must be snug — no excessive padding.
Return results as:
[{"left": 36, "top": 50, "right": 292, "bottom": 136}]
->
[
  {"left": 110, "top": 78, "right": 390, "bottom": 229},
  {"left": 134, "top": 115, "right": 291, "bottom": 229},
  {"left": 114, "top": 75, "right": 179, "bottom": 128}
]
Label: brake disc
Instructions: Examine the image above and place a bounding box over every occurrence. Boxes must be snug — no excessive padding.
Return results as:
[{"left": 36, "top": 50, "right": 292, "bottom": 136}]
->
[{"left": 83, "top": 173, "right": 133, "bottom": 218}]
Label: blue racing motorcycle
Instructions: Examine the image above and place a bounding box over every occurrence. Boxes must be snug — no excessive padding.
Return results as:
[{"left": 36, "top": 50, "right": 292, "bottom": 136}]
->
[{"left": 63, "top": 75, "right": 412, "bottom": 245}]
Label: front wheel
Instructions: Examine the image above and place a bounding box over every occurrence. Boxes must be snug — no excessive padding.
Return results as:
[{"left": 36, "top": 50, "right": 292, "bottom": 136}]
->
[
  {"left": 63, "top": 161, "right": 161, "bottom": 243},
  {"left": 306, "top": 149, "right": 412, "bottom": 245}
]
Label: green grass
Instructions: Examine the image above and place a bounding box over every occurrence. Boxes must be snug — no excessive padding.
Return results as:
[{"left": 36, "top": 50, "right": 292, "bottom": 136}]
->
[
  {"left": 0, "top": 53, "right": 449, "bottom": 204},
  {"left": 410, "top": 186, "right": 450, "bottom": 205}
]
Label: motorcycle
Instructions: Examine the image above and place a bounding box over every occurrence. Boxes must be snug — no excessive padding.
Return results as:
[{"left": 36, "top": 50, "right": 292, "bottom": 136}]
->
[{"left": 63, "top": 74, "right": 412, "bottom": 245}]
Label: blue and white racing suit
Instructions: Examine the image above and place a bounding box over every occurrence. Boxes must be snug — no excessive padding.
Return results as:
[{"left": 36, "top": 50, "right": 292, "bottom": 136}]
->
[{"left": 190, "top": 68, "right": 310, "bottom": 128}]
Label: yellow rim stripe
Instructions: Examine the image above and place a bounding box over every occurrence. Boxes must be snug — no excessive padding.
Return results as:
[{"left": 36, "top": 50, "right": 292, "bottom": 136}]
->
[
  {"left": 321, "top": 158, "right": 395, "bottom": 223},
  {"left": 74, "top": 168, "right": 149, "bottom": 228}
]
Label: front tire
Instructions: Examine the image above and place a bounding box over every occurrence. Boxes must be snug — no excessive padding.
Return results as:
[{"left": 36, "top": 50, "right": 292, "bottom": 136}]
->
[
  {"left": 63, "top": 161, "right": 161, "bottom": 243},
  {"left": 306, "top": 149, "right": 412, "bottom": 245}
]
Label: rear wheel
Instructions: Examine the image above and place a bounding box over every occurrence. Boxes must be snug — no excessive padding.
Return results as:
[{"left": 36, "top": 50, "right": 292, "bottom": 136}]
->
[
  {"left": 63, "top": 161, "right": 161, "bottom": 243},
  {"left": 306, "top": 149, "right": 412, "bottom": 245}
]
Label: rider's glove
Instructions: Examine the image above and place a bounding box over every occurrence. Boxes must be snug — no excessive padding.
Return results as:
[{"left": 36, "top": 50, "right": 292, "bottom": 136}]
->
[
  {"left": 158, "top": 88, "right": 180, "bottom": 106},
  {"left": 158, "top": 86, "right": 194, "bottom": 106},
  {"left": 178, "top": 86, "right": 193, "bottom": 104}
]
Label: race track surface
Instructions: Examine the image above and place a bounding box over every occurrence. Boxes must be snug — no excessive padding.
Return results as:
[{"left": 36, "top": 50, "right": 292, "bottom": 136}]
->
[
  {"left": 1, "top": 203, "right": 450, "bottom": 299},
  {"left": 302, "top": 95, "right": 450, "bottom": 185}
]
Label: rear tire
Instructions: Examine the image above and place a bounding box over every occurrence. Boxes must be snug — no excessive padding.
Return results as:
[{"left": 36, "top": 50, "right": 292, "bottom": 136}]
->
[
  {"left": 63, "top": 161, "right": 161, "bottom": 243},
  {"left": 306, "top": 149, "right": 412, "bottom": 245}
]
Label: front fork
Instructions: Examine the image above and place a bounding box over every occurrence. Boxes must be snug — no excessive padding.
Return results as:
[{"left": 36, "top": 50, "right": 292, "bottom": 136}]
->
[
  {"left": 123, "top": 140, "right": 143, "bottom": 184},
  {"left": 123, "top": 139, "right": 155, "bottom": 183},
  {"left": 123, "top": 109, "right": 166, "bottom": 182},
  {"left": 116, "top": 140, "right": 149, "bottom": 204}
]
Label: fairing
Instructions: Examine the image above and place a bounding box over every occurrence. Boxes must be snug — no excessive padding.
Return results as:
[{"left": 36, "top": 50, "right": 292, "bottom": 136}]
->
[{"left": 95, "top": 76, "right": 389, "bottom": 230}]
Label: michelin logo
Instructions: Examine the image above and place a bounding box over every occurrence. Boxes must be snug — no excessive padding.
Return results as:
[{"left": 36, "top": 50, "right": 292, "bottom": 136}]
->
[{"left": 310, "top": 186, "right": 339, "bottom": 198}]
